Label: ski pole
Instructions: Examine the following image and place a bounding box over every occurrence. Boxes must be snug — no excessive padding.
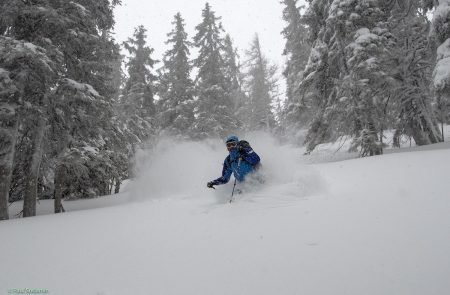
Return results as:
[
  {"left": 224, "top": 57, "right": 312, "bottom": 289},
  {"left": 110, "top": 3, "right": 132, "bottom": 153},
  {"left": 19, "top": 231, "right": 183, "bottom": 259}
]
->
[
  {"left": 230, "top": 178, "right": 237, "bottom": 203},
  {"left": 230, "top": 157, "right": 242, "bottom": 203}
]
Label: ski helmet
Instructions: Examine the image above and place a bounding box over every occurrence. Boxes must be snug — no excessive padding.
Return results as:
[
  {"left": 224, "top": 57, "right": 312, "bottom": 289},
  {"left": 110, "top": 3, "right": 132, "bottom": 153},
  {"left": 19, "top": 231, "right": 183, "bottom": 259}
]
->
[{"left": 225, "top": 135, "right": 239, "bottom": 144}]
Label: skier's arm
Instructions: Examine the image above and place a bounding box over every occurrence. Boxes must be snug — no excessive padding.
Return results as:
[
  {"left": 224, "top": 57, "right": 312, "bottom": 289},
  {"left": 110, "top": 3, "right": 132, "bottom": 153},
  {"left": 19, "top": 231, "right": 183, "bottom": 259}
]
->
[{"left": 210, "top": 157, "right": 232, "bottom": 185}]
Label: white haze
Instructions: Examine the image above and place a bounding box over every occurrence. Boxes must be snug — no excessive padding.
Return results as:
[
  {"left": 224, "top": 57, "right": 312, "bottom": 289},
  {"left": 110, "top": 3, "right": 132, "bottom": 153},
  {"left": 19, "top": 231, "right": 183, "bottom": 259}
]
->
[{"left": 129, "top": 132, "right": 325, "bottom": 203}]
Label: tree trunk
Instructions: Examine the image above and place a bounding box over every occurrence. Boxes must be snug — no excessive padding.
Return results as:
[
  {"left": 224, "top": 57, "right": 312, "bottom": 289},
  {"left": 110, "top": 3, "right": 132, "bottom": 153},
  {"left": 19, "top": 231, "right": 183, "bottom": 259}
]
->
[
  {"left": 410, "top": 115, "right": 441, "bottom": 146},
  {"left": 23, "top": 117, "right": 46, "bottom": 218},
  {"left": 410, "top": 127, "right": 430, "bottom": 146},
  {"left": 114, "top": 178, "right": 121, "bottom": 194},
  {"left": 379, "top": 129, "right": 384, "bottom": 155},
  {"left": 0, "top": 109, "right": 18, "bottom": 221},
  {"left": 416, "top": 96, "right": 442, "bottom": 144},
  {"left": 54, "top": 165, "right": 64, "bottom": 214},
  {"left": 109, "top": 177, "right": 114, "bottom": 195}
]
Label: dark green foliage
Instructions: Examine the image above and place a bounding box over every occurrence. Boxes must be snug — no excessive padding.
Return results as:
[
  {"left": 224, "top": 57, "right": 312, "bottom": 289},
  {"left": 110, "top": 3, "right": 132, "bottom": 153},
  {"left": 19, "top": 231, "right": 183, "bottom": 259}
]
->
[
  {"left": 158, "top": 13, "right": 195, "bottom": 138},
  {"left": 0, "top": 35, "right": 61, "bottom": 215},
  {"left": 0, "top": 0, "right": 125, "bottom": 215},
  {"left": 118, "top": 24, "right": 157, "bottom": 163},
  {"left": 242, "top": 34, "right": 278, "bottom": 131},
  {"left": 123, "top": 25, "right": 157, "bottom": 117},
  {"left": 223, "top": 34, "right": 245, "bottom": 132},
  {"left": 386, "top": 9, "right": 442, "bottom": 145},
  {"left": 192, "top": 3, "right": 239, "bottom": 139},
  {"left": 281, "top": 0, "right": 311, "bottom": 129},
  {"left": 286, "top": 0, "right": 442, "bottom": 155},
  {"left": 429, "top": 0, "right": 450, "bottom": 141}
]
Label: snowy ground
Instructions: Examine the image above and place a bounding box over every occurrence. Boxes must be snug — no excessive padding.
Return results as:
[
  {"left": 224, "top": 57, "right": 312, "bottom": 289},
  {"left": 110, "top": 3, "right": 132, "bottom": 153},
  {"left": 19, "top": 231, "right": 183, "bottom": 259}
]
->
[{"left": 1, "top": 131, "right": 450, "bottom": 295}]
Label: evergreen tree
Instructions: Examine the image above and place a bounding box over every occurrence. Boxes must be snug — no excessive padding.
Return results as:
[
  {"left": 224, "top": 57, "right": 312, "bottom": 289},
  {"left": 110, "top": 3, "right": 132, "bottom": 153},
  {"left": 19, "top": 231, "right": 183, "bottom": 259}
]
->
[
  {"left": 0, "top": 65, "right": 17, "bottom": 220},
  {"left": 297, "top": 0, "right": 337, "bottom": 151},
  {"left": 158, "top": 13, "right": 195, "bottom": 139},
  {"left": 243, "top": 34, "right": 278, "bottom": 131},
  {"left": 0, "top": 37, "right": 59, "bottom": 218},
  {"left": 223, "top": 34, "right": 246, "bottom": 132},
  {"left": 429, "top": 0, "right": 450, "bottom": 140},
  {"left": 297, "top": 0, "right": 440, "bottom": 155},
  {"left": 281, "top": 0, "right": 312, "bottom": 132},
  {"left": 386, "top": 2, "right": 442, "bottom": 146},
  {"left": 50, "top": 78, "right": 124, "bottom": 209},
  {"left": 299, "top": 0, "right": 389, "bottom": 154},
  {"left": 123, "top": 25, "right": 157, "bottom": 118},
  {"left": 0, "top": 0, "right": 64, "bottom": 216},
  {"left": 49, "top": 1, "right": 123, "bottom": 212},
  {"left": 192, "top": 3, "right": 238, "bottom": 139},
  {"left": 327, "top": 0, "right": 392, "bottom": 156},
  {"left": 116, "top": 25, "right": 157, "bottom": 183},
  {"left": 1, "top": 0, "right": 123, "bottom": 216},
  {"left": 223, "top": 35, "right": 243, "bottom": 106}
]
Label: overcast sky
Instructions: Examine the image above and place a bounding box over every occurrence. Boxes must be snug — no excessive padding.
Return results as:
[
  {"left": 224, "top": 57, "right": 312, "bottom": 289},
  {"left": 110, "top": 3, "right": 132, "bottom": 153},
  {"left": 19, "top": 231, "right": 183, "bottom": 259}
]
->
[{"left": 113, "top": 0, "right": 293, "bottom": 97}]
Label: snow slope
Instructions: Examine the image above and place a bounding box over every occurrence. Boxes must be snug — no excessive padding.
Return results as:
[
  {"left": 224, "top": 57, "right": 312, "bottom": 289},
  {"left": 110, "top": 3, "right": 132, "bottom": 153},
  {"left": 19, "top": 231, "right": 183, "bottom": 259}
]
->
[{"left": 1, "top": 134, "right": 450, "bottom": 295}]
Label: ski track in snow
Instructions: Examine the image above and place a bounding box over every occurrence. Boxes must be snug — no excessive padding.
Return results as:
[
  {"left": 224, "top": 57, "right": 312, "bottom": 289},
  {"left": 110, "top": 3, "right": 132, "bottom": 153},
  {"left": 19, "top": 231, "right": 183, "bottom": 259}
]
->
[{"left": 1, "top": 132, "right": 450, "bottom": 295}]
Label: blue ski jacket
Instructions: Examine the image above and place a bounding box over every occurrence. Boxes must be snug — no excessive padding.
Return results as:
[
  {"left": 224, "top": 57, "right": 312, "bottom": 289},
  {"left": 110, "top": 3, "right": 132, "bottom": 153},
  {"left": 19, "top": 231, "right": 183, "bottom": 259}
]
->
[{"left": 210, "top": 145, "right": 261, "bottom": 185}]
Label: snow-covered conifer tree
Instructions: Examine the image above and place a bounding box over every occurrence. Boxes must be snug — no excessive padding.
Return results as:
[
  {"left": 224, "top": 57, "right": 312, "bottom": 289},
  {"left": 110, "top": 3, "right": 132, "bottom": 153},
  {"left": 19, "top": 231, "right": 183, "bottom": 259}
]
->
[
  {"left": 298, "top": 0, "right": 440, "bottom": 155},
  {"left": 158, "top": 13, "right": 195, "bottom": 139},
  {"left": 281, "top": 0, "right": 312, "bottom": 133},
  {"left": 385, "top": 2, "right": 442, "bottom": 146},
  {"left": 51, "top": 78, "right": 122, "bottom": 209},
  {"left": 326, "top": 0, "right": 393, "bottom": 156},
  {"left": 243, "top": 34, "right": 278, "bottom": 131},
  {"left": 0, "top": 66, "right": 17, "bottom": 220},
  {"left": 50, "top": 1, "right": 123, "bottom": 211},
  {"left": 223, "top": 34, "right": 246, "bottom": 132},
  {"left": 0, "top": 38, "right": 53, "bottom": 218},
  {"left": 1, "top": 0, "right": 124, "bottom": 215},
  {"left": 192, "top": 3, "right": 239, "bottom": 139},
  {"left": 123, "top": 26, "right": 157, "bottom": 118},
  {"left": 0, "top": 1, "right": 65, "bottom": 216},
  {"left": 120, "top": 25, "right": 157, "bottom": 144},
  {"left": 429, "top": 0, "right": 450, "bottom": 140},
  {"left": 299, "top": 0, "right": 337, "bottom": 151}
]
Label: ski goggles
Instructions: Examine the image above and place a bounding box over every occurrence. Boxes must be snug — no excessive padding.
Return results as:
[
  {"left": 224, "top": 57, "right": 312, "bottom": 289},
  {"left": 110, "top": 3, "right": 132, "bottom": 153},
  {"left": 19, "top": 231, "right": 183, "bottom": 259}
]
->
[{"left": 226, "top": 141, "right": 237, "bottom": 148}]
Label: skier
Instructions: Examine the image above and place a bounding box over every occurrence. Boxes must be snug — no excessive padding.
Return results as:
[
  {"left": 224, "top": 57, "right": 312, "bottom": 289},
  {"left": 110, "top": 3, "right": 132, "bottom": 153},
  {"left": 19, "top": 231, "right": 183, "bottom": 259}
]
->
[{"left": 207, "top": 135, "right": 261, "bottom": 189}]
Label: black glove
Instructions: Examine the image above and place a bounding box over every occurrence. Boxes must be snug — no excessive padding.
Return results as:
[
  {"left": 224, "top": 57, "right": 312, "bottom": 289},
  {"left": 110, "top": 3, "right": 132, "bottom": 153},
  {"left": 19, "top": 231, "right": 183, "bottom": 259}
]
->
[
  {"left": 238, "top": 140, "right": 251, "bottom": 153},
  {"left": 207, "top": 182, "right": 215, "bottom": 189}
]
